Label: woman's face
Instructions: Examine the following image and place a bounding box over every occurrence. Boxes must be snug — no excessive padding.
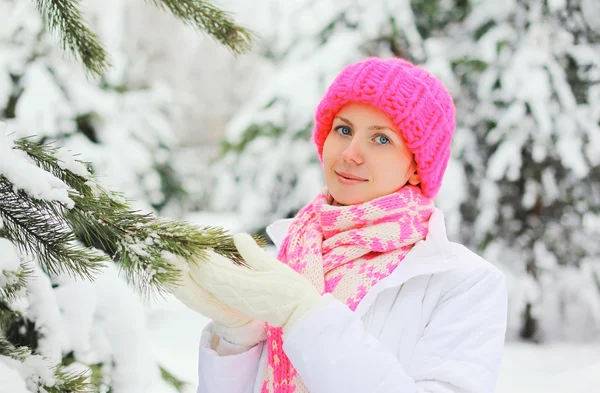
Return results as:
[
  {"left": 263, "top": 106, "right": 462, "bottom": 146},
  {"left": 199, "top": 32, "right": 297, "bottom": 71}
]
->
[{"left": 322, "top": 102, "right": 420, "bottom": 205}]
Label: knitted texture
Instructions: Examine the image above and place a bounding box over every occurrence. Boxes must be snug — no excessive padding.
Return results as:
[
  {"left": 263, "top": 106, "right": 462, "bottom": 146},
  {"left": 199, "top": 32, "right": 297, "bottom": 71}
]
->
[
  {"left": 260, "top": 185, "right": 435, "bottom": 393},
  {"left": 312, "top": 57, "right": 456, "bottom": 199}
]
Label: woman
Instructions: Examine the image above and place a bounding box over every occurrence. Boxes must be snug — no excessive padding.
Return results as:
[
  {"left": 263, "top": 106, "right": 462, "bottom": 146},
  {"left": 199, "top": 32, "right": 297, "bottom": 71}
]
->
[{"left": 170, "top": 57, "right": 508, "bottom": 393}]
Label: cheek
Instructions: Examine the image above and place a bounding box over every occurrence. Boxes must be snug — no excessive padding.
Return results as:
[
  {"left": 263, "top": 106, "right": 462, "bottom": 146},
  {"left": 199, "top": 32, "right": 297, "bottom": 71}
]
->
[
  {"left": 373, "top": 157, "right": 391, "bottom": 181},
  {"left": 375, "top": 153, "right": 406, "bottom": 185}
]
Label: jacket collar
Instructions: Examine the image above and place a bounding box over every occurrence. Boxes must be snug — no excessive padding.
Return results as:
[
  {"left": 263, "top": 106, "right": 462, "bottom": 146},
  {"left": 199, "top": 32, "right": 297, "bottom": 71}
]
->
[{"left": 266, "top": 208, "right": 465, "bottom": 316}]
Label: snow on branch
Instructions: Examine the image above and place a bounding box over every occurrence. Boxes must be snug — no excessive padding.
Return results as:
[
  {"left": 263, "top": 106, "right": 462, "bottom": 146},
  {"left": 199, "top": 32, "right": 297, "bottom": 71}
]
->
[{"left": 0, "top": 122, "right": 262, "bottom": 298}]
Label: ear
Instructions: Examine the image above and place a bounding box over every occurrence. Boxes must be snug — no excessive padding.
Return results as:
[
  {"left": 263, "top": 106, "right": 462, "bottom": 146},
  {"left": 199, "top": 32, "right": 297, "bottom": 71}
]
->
[{"left": 407, "top": 162, "right": 421, "bottom": 186}]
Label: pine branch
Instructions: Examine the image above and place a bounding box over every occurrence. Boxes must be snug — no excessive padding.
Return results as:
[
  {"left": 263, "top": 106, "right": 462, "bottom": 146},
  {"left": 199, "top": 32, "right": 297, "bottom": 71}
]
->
[
  {"left": 66, "top": 187, "right": 261, "bottom": 297},
  {"left": 86, "top": 362, "right": 110, "bottom": 392},
  {"left": 13, "top": 138, "right": 94, "bottom": 192},
  {"left": 0, "top": 263, "right": 31, "bottom": 304},
  {"left": 34, "top": 0, "right": 110, "bottom": 77},
  {"left": 146, "top": 0, "right": 255, "bottom": 54},
  {"left": 0, "top": 337, "right": 30, "bottom": 359},
  {"left": 0, "top": 301, "right": 24, "bottom": 337},
  {"left": 10, "top": 137, "right": 264, "bottom": 297},
  {"left": 0, "top": 176, "right": 109, "bottom": 280},
  {"left": 32, "top": 0, "right": 253, "bottom": 77},
  {"left": 0, "top": 337, "right": 94, "bottom": 393},
  {"left": 112, "top": 216, "right": 251, "bottom": 297},
  {"left": 40, "top": 367, "right": 94, "bottom": 393}
]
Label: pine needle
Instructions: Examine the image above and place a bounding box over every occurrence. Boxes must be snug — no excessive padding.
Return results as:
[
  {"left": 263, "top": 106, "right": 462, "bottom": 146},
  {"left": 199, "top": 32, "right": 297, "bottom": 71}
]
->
[
  {"left": 35, "top": 0, "right": 111, "bottom": 77},
  {"left": 146, "top": 0, "right": 255, "bottom": 54}
]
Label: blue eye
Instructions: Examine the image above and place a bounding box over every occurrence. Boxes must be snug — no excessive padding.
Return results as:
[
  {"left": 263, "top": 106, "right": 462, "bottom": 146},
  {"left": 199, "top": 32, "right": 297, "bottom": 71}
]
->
[
  {"left": 335, "top": 125, "right": 351, "bottom": 135},
  {"left": 375, "top": 135, "right": 390, "bottom": 145}
]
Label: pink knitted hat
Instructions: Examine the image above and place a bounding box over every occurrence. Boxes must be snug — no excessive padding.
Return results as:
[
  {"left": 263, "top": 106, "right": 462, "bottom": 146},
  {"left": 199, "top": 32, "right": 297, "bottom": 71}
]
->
[{"left": 313, "top": 57, "right": 456, "bottom": 199}]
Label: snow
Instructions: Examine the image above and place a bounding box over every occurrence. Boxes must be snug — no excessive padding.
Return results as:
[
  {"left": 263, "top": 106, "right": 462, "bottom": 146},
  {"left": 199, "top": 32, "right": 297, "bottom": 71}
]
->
[
  {"left": 146, "top": 295, "right": 209, "bottom": 393},
  {"left": 15, "top": 62, "right": 77, "bottom": 137},
  {"left": 0, "top": 124, "right": 75, "bottom": 208},
  {"left": 0, "top": 358, "right": 30, "bottom": 393},
  {"left": 24, "top": 262, "right": 70, "bottom": 364},
  {"left": 0, "top": 353, "right": 57, "bottom": 393},
  {"left": 556, "top": 116, "right": 589, "bottom": 178},
  {"left": 54, "top": 147, "right": 91, "bottom": 179},
  {"left": 20, "top": 355, "right": 56, "bottom": 389},
  {"left": 436, "top": 159, "right": 467, "bottom": 238},
  {"left": 36, "top": 262, "right": 162, "bottom": 393},
  {"left": 52, "top": 278, "right": 98, "bottom": 364},
  {"left": 91, "top": 264, "right": 160, "bottom": 393},
  {"left": 541, "top": 168, "right": 560, "bottom": 202},
  {"left": 581, "top": 0, "right": 600, "bottom": 32},
  {"left": 465, "top": 0, "right": 516, "bottom": 31},
  {"left": 486, "top": 130, "right": 525, "bottom": 182},
  {"left": 547, "top": 0, "right": 567, "bottom": 12},
  {"left": 128, "top": 242, "right": 151, "bottom": 258},
  {"left": 497, "top": 343, "right": 600, "bottom": 393},
  {"left": 0, "top": 238, "right": 21, "bottom": 274}
]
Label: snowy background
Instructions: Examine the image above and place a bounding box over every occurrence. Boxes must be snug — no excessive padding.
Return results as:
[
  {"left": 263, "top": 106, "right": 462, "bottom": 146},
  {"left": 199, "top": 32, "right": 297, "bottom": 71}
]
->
[{"left": 1, "top": 0, "right": 600, "bottom": 392}]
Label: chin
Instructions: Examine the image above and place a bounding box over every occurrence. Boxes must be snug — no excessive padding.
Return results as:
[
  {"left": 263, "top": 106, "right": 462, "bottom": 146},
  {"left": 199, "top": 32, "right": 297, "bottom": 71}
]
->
[{"left": 329, "top": 189, "right": 368, "bottom": 205}]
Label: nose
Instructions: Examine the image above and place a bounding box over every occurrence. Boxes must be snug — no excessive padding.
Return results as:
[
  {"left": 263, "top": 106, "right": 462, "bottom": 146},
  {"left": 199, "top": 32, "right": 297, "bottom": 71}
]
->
[{"left": 341, "top": 139, "right": 364, "bottom": 165}]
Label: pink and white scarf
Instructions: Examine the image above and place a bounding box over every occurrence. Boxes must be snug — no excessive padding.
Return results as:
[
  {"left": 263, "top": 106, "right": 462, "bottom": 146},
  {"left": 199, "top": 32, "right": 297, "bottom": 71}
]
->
[{"left": 261, "top": 184, "right": 435, "bottom": 393}]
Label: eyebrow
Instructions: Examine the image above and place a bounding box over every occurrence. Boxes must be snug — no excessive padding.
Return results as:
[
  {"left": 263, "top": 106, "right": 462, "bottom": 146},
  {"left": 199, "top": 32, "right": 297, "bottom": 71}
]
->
[{"left": 335, "top": 116, "right": 395, "bottom": 132}]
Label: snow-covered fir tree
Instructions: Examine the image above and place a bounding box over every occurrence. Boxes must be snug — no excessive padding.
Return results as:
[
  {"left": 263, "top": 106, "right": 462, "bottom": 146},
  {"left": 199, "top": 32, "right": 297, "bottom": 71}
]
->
[
  {"left": 448, "top": 0, "right": 600, "bottom": 342},
  {"left": 207, "top": 0, "right": 600, "bottom": 342},
  {"left": 1, "top": 126, "right": 251, "bottom": 392},
  {"left": 0, "top": 0, "right": 185, "bottom": 214},
  {"left": 0, "top": 126, "right": 168, "bottom": 393},
  {"left": 0, "top": 1, "right": 254, "bottom": 392}
]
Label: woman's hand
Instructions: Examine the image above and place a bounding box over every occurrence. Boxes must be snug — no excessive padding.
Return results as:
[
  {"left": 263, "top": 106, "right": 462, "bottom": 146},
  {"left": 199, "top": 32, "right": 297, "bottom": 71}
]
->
[
  {"left": 168, "top": 251, "right": 265, "bottom": 345},
  {"left": 190, "top": 234, "right": 329, "bottom": 335}
]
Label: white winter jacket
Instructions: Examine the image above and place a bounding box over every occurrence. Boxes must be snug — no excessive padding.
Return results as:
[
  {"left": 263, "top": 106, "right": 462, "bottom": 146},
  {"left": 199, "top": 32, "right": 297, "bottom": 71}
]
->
[{"left": 196, "top": 209, "right": 508, "bottom": 393}]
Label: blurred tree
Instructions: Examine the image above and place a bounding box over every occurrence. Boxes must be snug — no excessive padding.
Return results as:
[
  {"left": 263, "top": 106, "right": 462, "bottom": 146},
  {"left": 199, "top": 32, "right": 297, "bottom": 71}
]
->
[{"left": 448, "top": 0, "right": 600, "bottom": 342}]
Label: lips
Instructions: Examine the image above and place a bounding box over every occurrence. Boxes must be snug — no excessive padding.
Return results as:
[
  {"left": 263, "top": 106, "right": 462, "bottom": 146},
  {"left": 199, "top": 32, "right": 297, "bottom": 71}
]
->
[
  {"left": 335, "top": 171, "right": 367, "bottom": 183},
  {"left": 336, "top": 171, "right": 366, "bottom": 180}
]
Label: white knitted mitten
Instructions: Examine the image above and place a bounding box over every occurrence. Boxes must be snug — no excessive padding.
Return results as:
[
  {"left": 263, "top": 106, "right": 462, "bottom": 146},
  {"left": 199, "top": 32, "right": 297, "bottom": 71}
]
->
[
  {"left": 190, "top": 234, "right": 329, "bottom": 336},
  {"left": 168, "top": 251, "right": 266, "bottom": 346}
]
